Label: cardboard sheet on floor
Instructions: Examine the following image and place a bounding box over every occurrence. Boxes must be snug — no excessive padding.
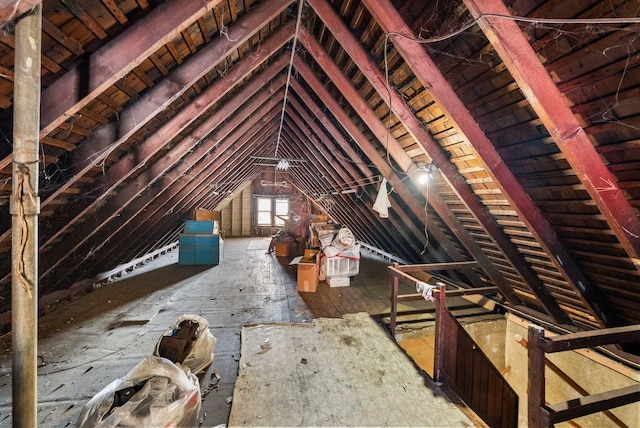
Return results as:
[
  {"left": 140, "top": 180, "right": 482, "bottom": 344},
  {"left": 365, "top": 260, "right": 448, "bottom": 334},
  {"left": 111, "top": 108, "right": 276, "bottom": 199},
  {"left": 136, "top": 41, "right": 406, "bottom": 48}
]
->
[{"left": 229, "top": 313, "right": 475, "bottom": 427}]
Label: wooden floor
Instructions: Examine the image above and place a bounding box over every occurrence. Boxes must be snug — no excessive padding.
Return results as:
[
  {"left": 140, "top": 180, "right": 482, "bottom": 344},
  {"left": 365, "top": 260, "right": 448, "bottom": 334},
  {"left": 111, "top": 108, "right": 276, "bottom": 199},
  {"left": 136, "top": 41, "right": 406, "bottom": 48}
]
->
[{"left": 0, "top": 237, "right": 495, "bottom": 426}]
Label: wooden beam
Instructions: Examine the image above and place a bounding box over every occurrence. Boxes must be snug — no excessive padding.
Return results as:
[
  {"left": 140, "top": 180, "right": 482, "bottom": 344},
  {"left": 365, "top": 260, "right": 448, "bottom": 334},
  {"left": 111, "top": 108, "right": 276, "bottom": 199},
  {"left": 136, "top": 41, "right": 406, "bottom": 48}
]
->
[
  {"left": 286, "top": 99, "right": 429, "bottom": 258},
  {"left": 0, "top": 25, "right": 293, "bottom": 277},
  {"left": 44, "top": 17, "right": 294, "bottom": 207},
  {"left": 545, "top": 384, "right": 640, "bottom": 424},
  {"left": 79, "top": 128, "right": 274, "bottom": 282},
  {"left": 284, "top": 114, "right": 404, "bottom": 253},
  {"left": 527, "top": 326, "right": 547, "bottom": 427},
  {"left": 11, "top": 4, "right": 41, "bottom": 425},
  {"left": 291, "top": 66, "right": 466, "bottom": 268},
  {"left": 309, "top": 0, "right": 570, "bottom": 323},
  {"left": 289, "top": 79, "right": 451, "bottom": 262},
  {"left": 463, "top": 0, "right": 640, "bottom": 272},
  {"left": 39, "top": 0, "right": 224, "bottom": 137},
  {"left": 543, "top": 325, "right": 640, "bottom": 353},
  {"left": 99, "top": 128, "right": 275, "bottom": 269},
  {"left": 0, "top": 0, "right": 40, "bottom": 26},
  {"left": 397, "top": 261, "right": 479, "bottom": 272},
  {"left": 42, "top": 98, "right": 284, "bottom": 286},
  {"left": 362, "top": 0, "right": 616, "bottom": 328},
  {"left": 0, "top": 0, "right": 227, "bottom": 183},
  {"left": 297, "top": 30, "right": 521, "bottom": 300}
]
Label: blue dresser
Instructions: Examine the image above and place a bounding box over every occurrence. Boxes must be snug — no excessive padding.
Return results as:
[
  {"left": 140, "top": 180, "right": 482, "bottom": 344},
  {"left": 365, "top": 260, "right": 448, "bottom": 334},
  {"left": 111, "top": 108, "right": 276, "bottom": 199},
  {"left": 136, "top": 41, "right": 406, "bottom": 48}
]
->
[
  {"left": 184, "top": 220, "right": 217, "bottom": 234},
  {"left": 178, "top": 233, "right": 223, "bottom": 265}
]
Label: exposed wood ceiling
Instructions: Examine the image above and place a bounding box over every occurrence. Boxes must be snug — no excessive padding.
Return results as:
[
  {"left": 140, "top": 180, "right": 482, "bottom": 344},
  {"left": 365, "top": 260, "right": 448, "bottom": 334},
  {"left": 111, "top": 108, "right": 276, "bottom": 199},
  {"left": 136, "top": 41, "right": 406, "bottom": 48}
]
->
[{"left": 1, "top": 0, "right": 639, "bottom": 359}]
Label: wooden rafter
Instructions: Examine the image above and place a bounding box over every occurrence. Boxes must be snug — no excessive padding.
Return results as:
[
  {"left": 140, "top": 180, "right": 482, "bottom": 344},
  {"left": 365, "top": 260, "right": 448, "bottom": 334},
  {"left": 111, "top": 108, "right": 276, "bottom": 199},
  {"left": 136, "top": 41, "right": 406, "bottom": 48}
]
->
[
  {"left": 361, "top": 0, "right": 618, "bottom": 328},
  {"left": 0, "top": 20, "right": 293, "bottom": 278},
  {"left": 292, "top": 59, "right": 488, "bottom": 281},
  {"left": 308, "top": 0, "right": 569, "bottom": 323},
  {"left": 463, "top": 0, "right": 640, "bottom": 272},
  {"left": 298, "top": 28, "right": 523, "bottom": 302},
  {"left": 47, "top": 94, "right": 285, "bottom": 286}
]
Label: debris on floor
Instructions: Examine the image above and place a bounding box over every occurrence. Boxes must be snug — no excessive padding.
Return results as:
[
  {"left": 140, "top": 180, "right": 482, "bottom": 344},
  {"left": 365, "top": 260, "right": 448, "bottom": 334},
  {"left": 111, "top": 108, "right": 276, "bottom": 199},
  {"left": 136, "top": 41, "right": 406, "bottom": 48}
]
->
[
  {"left": 229, "top": 313, "right": 475, "bottom": 427},
  {"left": 76, "top": 355, "right": 201, "bottom": 427}
]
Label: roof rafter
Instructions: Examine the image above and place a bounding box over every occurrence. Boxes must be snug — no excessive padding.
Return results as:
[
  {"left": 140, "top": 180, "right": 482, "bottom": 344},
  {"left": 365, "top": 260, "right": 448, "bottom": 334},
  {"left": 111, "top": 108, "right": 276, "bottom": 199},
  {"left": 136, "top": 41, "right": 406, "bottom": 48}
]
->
[
  {"left": 361, "top": 0, "right": 618, "bottom": 328},
  {"left": 293, "top": 59, "right": 489, "bottom": 284},
  {"left": 298, "top": 28, "right": 522, "bottom": 300},
  {"left": 51, "top": 99, "right": 284, "bottom": 287},
  {"left": 286, "top": 98, "right": 432, "bottom": 255},
  {"left": 463, "top": 0, "right": 640, "bottom": 271},
  {"left": 0, "top": 17, "right": 296, "bottom": 260},
  {"left": 308, "top": 0, "right": 569, "bottom": 323},
  {"left": 283, "top": 108, "right": 424, "bottom": 258},
  {"left": 287, "top": 87, "right": 450, "bottom": 262}
]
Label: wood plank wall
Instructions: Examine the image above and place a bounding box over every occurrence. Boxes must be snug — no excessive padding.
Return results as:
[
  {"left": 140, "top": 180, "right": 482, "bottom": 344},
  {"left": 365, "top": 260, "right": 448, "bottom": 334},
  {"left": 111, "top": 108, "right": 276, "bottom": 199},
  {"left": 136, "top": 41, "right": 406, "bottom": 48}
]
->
[
  {"left": 440, "top": 307, "right": 519, "bottom": 428},
  {"left": 220, "top": 185, "right": 253, "bottom": 237}
]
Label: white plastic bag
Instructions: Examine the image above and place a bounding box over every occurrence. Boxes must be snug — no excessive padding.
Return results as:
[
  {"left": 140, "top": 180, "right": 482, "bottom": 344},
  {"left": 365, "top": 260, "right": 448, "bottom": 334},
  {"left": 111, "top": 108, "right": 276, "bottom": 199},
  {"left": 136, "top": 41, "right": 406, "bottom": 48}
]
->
[
  {"left": 154, "top": 314, "right": 216, "bottom": 375},
  {"left": 332, "top": 227, "right": 355, "bottom": 249},
  {"left": 76, "top": 355, "right": 201, "bottom": 427},
  {"left": 323, "top": 243, "right": 360, "bottom": 259}
]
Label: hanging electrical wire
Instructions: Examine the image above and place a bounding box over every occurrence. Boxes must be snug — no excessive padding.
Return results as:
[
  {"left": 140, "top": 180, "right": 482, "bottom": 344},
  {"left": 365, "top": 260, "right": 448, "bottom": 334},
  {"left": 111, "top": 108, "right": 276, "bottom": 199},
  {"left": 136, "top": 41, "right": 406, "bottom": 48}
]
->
[{"left": 274, "top": 0, "right": 305, "bottom": 158}]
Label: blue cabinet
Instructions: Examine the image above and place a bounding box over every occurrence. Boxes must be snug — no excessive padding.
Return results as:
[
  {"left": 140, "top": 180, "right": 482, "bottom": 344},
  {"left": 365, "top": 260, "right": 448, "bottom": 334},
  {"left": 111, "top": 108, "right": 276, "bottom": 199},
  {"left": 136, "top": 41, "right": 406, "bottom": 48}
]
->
[
  {"left": 184, "top": 220, "right": 217, "bottom": 234},
  {"left": 178, "top": 233, "right": 223, "bottom": 265}
]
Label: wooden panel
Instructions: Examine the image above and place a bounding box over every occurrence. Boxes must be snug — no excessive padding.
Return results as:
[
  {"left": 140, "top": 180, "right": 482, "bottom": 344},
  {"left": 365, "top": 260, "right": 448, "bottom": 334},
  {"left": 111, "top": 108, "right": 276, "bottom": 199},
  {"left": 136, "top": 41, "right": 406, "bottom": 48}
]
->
[
  {"left": 241, "top": 186, "right": 252, "bottom": 237},
  {"left": 441, "top": 305, "right": 519, "bottom": 428},
  {"left": 231, "top": 194, "right": 242, "bottom": 237}
]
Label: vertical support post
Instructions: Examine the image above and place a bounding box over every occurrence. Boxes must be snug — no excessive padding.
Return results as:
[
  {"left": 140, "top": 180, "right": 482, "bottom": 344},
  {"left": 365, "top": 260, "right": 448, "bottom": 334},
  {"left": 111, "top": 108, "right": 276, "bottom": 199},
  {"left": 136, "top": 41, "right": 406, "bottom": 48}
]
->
[
  {"left": 434, "top": 283, "right": 447, "bottom": 383},
  {"left": 389, "top": 263, "right": 399, "bottom": 336},
  {"left": 11, "top": 4, "right": 42, "bottom": 427},
  {"left": 528, "top": 326, "right": 546, "bottom": 427}
]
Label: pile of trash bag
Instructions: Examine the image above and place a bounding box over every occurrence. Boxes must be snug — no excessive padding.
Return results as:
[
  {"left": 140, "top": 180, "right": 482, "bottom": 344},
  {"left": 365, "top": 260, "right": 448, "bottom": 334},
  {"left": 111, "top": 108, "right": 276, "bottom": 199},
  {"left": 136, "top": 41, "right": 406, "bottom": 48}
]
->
[
  {"left": 76, "top": 314, "right": 216, "bottom": 427},
  {"left": 76, "top": 356, "right": 201, "bottom": 427},
  {"left": 154, "top": 314, "right": 217, "bottom": 375}
]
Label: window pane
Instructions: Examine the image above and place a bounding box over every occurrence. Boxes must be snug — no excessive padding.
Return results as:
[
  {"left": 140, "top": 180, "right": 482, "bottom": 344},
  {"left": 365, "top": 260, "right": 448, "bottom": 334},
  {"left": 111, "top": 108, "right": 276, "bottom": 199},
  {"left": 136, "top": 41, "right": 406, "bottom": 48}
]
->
[
  {"left": 257, "top": 212, "right": 271, "bottom": 226},
  {"left": 274, "top": 199, "right": 288, "bottom": 226},
  {"left": 257, "top": 198, "right": 271, "bottom": 210},
  {"left": 275, "top": 199, "right": 289, "bottom": 215}
]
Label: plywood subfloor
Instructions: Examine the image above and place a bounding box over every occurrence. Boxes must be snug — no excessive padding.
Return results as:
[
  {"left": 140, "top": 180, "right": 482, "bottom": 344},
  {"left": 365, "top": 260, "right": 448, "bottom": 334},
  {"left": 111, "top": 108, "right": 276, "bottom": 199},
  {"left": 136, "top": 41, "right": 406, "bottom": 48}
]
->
[
  {"left": 229, "top": 313, "right": 476, "bottom": 427},
  {"left": 398, "top": 335, "right": 436, "bottom": 378}
]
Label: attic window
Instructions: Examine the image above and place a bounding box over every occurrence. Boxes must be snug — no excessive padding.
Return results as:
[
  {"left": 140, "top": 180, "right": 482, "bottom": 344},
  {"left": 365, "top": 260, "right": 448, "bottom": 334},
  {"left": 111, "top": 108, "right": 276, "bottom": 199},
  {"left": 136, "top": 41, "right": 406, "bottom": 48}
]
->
[{"left": 256, "top": 197, "right": 289, "bottom": 227}]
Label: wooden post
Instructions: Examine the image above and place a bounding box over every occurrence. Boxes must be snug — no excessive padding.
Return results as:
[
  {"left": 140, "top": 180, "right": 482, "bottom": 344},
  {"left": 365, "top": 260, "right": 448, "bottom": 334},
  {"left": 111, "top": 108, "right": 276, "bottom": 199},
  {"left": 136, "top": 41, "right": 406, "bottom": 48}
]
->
[
  {"left": 528, "top": 326, "right": 546, "bottom": 427},
  {"left": 389, "top": 263, "right": 399, "bottom": 336},
  {"left": 11, "top": 4, "right": 41, "bottom": 427},
  {"left": 434, "top": 283, "right": 447, "bottom": 383}
]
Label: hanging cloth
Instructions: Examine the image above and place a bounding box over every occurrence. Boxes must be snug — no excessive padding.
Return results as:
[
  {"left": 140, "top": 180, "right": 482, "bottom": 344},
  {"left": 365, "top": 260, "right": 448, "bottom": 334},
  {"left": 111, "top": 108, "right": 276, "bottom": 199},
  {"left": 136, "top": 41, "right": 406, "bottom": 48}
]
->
[{"left": 372, "top": 178, "right": 392, "bottom": 218}]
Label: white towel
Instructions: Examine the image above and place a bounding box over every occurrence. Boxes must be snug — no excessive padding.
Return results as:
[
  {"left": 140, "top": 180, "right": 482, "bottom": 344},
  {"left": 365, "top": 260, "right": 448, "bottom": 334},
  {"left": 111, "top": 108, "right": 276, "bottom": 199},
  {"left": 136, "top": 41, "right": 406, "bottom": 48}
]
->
[
  {"left": 416, "top": 281, "right": 435, "bottom": 302},
  {"left": 372, "top": 178, "right": 392, "bottom": 218}
]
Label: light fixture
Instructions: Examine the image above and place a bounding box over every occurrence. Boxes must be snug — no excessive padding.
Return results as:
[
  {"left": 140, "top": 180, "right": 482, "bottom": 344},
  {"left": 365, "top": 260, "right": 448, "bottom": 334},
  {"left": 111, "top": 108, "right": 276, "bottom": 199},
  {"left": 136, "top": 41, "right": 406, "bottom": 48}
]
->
[
  {"left": 417, "top": 164, "right": 437, "bottom": 185},
  {"left": 276, "top": 159, "right": 290, "bottom": 170}
]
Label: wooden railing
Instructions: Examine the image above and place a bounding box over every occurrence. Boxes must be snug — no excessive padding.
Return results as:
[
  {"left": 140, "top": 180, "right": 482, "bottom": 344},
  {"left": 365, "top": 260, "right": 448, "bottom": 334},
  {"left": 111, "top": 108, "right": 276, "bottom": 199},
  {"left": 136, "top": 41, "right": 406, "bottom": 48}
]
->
[
  {"left": 527, "top": 325, "right": 640, "bottom": 427},
  {"left": 388, "top": 264, "right": 518, "bottom": 427},
  {"left": 387, "top": 261, "right": 490, "bottom": 335},
  {"left": 435, "top": 284, "right": 518, "bottom": 428}
]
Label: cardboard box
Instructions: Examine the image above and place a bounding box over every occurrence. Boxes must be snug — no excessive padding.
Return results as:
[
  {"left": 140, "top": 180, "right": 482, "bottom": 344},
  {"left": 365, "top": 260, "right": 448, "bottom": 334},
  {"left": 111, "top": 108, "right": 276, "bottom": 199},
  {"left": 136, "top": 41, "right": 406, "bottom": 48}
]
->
[
  {"left": 194, "top": 208, "right": 219, "bottom": 222},
  {"left": 297, "top": 260, "right": 318, "bottom": 292},
  {"left": 304, "top": 249, "right": 319, "bottom": 259},
  {"left": 275, "top": 242, "right": 296, "bottom": 257}
]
